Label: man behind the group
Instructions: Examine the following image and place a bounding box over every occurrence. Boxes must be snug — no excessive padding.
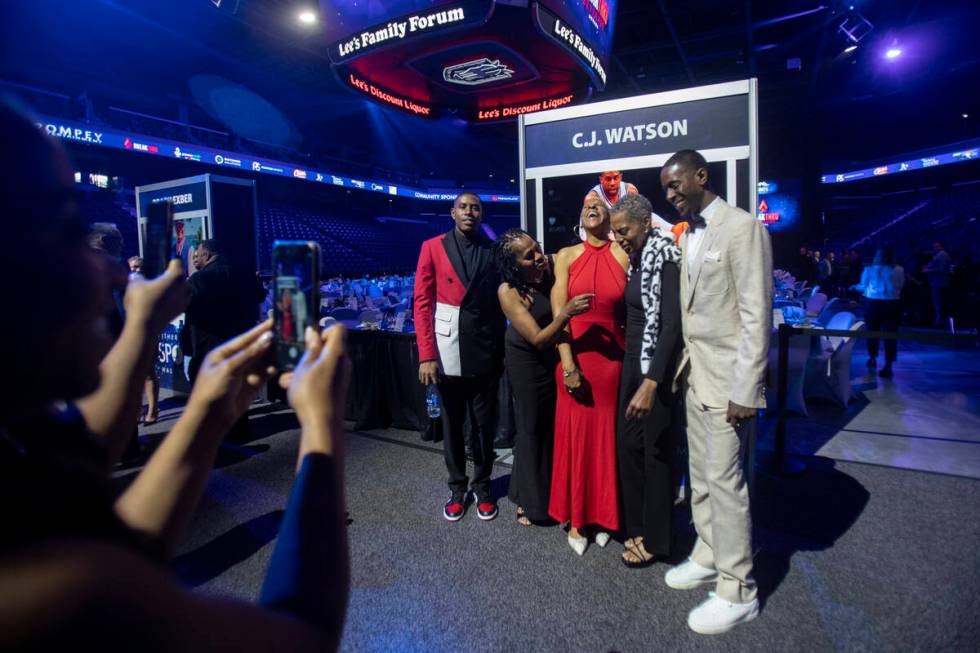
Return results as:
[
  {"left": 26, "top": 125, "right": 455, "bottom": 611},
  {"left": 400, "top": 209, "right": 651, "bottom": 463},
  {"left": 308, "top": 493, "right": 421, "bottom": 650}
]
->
[
  {"left": 922, "top": 241, "right": 951, "bottom": 326},
  {"left": 184, "top": 239, "right": 266, "bottom": 442},
  {"left": 660, "top": 150, "right": 773, "bottom": 635},
  {"left": 414, "top": 192, "right": 505, "bottom": 522},
  {"left": 185, "top": 239, "right": 265, "bottom": 382}
]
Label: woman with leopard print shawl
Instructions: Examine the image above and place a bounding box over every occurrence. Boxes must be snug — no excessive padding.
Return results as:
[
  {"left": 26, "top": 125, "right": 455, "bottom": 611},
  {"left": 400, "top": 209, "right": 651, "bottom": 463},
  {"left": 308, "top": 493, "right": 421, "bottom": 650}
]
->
[{"left": 609, "top": 194, "right": 683, "bottom": 568}]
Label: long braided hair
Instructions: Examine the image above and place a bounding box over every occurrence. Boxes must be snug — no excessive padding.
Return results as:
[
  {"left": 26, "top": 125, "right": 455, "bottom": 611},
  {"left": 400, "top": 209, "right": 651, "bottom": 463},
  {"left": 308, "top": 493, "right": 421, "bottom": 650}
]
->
[{"left": 493, "top": 228, "right": 553, "bottom": 300}]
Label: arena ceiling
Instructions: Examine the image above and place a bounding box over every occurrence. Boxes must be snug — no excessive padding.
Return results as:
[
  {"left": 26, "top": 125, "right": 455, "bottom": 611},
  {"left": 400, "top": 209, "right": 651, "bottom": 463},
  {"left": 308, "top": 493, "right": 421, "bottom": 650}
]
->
[{"left": 1, "top": 0, "right": 977, "bottom": 185}]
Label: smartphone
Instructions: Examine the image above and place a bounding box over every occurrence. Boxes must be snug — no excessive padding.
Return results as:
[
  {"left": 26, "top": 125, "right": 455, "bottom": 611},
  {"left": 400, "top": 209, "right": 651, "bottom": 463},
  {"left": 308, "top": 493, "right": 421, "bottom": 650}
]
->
[
  {"left": 143, "top": 200, "right": 173, "bottom": 278},
  {"left": 273, "top": 240, "right": 321, "bottom": 370}
]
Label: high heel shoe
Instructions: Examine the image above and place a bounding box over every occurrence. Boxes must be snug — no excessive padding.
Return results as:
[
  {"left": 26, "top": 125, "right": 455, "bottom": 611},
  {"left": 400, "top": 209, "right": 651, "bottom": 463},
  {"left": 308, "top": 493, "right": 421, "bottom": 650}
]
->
[
  {"left": 595, "top": 531, "right": 611, "bottom": 548},
  {"left": 567, "top": 533, "right": 588, "bottom": 556}
]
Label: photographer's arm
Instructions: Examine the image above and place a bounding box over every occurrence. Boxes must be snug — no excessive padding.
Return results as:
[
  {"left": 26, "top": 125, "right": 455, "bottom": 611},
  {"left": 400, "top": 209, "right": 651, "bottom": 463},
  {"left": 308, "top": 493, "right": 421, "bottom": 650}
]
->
[
  {"left": 115, "top": 320, "right": 276, "bottom": 556},
  {"left": 75, "top": 260, "right": 188, "bottom": 464}
]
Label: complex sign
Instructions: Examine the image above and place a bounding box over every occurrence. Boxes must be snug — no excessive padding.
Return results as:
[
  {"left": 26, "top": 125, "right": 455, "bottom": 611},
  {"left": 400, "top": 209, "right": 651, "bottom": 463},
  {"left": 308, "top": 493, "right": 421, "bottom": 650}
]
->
[{"left": 37, "top": 117, "right": 517, "bottom": 202}]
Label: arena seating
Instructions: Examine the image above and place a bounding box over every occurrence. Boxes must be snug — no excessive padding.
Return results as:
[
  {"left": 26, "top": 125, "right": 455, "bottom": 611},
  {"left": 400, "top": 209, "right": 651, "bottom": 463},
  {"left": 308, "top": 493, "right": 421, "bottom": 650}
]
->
[
  {"left": 823, "top": 181, "right": 980, "bottom": 256},
  {"left": 257, "top": 202, "right": 519, "bottom": 275}
]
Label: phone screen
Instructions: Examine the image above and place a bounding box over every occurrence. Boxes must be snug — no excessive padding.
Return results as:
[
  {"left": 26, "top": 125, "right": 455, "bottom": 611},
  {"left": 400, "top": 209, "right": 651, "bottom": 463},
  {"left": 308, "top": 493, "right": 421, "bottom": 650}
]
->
[
  {"left": 273, "top": 241, "right": 320, "bottom": 370},
  {"left": 143, "top": 200, "right": 173, "bottom": 278}
]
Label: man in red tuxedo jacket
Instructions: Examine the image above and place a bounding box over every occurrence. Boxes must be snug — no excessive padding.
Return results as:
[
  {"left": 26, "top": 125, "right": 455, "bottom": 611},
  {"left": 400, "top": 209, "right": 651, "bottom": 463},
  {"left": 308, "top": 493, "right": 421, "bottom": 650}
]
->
[{"left": 414, "top": 192, "right": 505, "bottom": 522}]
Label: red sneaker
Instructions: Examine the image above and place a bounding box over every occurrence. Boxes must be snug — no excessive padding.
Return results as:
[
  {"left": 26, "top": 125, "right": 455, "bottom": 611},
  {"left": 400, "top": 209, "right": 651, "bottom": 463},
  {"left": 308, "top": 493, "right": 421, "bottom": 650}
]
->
[
  {"left": 443, "top": 495, "right": 465, "bottom": 522},
  {"left": 477, "top": 499, "right": 498, "bottom": 521}
]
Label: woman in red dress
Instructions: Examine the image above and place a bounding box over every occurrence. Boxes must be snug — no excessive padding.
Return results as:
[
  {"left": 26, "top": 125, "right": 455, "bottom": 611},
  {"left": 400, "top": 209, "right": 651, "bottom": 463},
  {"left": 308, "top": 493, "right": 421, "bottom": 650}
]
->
[{"left": 549, "top": 196, "right": 629, "bottom": 555}]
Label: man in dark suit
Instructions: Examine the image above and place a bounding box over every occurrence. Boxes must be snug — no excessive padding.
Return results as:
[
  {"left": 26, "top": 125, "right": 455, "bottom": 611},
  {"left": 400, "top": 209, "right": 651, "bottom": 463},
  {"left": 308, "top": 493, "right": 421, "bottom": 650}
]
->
[
  {"left": 414, "top": 192, "right": 505, "bottom": 522},
  {"left": 185, "top": 239, "right": 265, "bottom": 440}
]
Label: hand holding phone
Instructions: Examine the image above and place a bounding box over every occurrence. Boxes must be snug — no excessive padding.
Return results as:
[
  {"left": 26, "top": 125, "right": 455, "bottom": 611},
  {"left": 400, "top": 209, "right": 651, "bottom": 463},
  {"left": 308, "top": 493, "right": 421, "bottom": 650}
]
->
[
  {"left": 142, "top": 200, "right": 174, "bottom": 279},
  {"left": 273, "top": 241, "right": 321, "bottom": 370}
]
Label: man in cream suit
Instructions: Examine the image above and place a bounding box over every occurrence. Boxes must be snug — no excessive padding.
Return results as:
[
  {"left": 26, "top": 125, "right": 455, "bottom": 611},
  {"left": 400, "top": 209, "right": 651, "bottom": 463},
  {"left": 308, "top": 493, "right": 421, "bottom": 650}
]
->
[{"left": 660, "top": 150, "right": 773, "bottom": 634}]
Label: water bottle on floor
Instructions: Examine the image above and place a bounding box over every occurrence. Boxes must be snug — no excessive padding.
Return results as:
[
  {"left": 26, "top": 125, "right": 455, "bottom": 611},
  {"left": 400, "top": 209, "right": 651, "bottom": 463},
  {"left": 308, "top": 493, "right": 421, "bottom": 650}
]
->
[{"left": 426, "top": 385, "right": 441, "bottom": 418}]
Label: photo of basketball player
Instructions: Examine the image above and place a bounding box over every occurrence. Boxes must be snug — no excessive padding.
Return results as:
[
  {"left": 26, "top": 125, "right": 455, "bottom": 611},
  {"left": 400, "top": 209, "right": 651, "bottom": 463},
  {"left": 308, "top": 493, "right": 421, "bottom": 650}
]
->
[{"left": 584, "top": 170, "right": 638, "bottom": 209}]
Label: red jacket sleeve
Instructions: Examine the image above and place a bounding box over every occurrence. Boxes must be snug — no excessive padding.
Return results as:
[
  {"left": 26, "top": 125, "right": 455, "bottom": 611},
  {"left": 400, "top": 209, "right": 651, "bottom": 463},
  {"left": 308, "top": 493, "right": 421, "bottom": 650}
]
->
[{"left": 413, "top": 240, "right": 438, "bottom": 362}]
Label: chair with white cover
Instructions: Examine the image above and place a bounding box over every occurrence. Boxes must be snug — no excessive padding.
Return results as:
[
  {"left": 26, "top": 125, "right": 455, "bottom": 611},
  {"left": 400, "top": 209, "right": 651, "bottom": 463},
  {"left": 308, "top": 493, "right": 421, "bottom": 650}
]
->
[
  {"left": 766, "top": 329, "right": 812, "bottom": 416},
  {"left": 318, "top": 316, "right": 338, "bottom": 330},
  {"left": 805, "top": 320, "right": 865, "bottom": 408},
  {"left": 805, "top": 292, "right": 828, "bottom": 317},
  {"left": 821, "top": 311, "right": 857, "bottom": 352},
  {"left": 799, "top": 285, "right": 819, "bottom": 303},
  {"left": 814, "top": 297, "right": 840, "bottom": 326}
]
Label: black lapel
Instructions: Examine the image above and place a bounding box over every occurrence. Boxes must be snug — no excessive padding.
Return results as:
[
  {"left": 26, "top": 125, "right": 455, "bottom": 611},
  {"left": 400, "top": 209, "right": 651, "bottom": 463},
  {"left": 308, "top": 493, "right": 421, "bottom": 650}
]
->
[{"left": 441, "top": 230, "right": 471, "bottom": 288}]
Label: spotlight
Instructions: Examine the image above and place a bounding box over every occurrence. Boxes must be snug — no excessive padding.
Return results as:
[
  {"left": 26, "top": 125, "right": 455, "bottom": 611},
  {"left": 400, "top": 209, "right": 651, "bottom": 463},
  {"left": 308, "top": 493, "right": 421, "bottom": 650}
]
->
[
  {"left": 844, "top": 44, "right": 858, "bottom": 53},
  {"left": 297, "top": 9, "right": 317, "bottom": 25},
  {"left": 885, "top": 48, "right": 902, "bottom": 59},
  {"left": 964, "top": 113, "right": 970, "bottom": 119}
]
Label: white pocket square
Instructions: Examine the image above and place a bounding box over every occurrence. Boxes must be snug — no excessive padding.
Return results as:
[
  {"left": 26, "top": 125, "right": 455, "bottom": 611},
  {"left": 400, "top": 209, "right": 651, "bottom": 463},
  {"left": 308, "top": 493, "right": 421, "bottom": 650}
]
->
[{"left": 704, "top": 249, "right": 721, "bottom": 262}]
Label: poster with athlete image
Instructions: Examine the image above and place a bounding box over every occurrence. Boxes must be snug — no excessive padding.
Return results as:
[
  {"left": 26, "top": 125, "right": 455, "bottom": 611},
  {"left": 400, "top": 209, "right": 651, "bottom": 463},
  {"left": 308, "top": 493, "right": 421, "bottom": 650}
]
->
[{"left": 520, "top": 80, "right": 758, "bottom": 253}]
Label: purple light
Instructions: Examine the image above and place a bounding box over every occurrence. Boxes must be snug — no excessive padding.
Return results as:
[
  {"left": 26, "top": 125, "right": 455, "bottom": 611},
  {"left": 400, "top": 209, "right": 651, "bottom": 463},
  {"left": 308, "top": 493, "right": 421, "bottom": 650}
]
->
[{"left": 885, "top": 48, "right": 902, "bottom": 59}]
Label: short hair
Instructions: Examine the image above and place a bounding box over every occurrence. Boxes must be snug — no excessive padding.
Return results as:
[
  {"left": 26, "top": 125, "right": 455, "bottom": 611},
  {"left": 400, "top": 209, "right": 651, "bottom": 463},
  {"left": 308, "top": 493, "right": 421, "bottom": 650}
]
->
[
  {"left": 610, "top": 194, "right": 653, "bottom": 223},
  {"left": 454, "top": 191, "right": 481, "bottom": 207},
  {"left": 197, "top": 239, "right": 221, "bottom": 256},
  {"left": 663, "top": 149, "right": 708, "bottom": 174}
]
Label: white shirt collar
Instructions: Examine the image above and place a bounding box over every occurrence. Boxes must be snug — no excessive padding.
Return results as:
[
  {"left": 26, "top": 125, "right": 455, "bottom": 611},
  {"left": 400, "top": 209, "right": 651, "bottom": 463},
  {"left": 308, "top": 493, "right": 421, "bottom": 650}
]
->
[{"left": 698, "top": 195, "right": 724, "bottom": 223}]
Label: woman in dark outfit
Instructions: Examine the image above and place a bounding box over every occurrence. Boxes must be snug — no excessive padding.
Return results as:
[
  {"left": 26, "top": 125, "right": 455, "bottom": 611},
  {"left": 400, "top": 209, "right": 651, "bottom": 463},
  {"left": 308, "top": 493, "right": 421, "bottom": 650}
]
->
[
  {"left": 609, "top": 194, "right": 683, "bottom": 567},
  {"left": 494, "top": 229, "right": 593, "bottom": 525}
]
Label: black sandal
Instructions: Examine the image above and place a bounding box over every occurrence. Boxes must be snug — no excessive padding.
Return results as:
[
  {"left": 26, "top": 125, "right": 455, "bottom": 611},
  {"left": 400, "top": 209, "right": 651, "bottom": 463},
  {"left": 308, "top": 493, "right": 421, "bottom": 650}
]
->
[{"left": 621, "top": 541, "right": 656, "bottom": 569}]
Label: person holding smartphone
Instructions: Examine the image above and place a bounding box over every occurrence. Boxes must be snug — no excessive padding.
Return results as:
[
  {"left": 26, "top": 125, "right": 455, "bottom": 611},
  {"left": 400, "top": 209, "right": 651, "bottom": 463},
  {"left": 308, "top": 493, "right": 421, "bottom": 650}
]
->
[{"left": 0, "top": 102, "right": 352, "bottom": 651}]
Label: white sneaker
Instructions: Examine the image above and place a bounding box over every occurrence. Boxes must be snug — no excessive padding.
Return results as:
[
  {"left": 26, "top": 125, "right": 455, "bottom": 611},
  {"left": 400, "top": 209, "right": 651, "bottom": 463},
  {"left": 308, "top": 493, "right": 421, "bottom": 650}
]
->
[
  {"left": 567, "top": 534, "right": 588, "bottom": 556},
  {"left": 664, "top": 558, "right": 718, "bottom": 590},
  {"left": 687, "top": 592, "right": 759, "bottom": 635},
  {"left": 594, "top": 531, "right": 611, "bottom": 548}
]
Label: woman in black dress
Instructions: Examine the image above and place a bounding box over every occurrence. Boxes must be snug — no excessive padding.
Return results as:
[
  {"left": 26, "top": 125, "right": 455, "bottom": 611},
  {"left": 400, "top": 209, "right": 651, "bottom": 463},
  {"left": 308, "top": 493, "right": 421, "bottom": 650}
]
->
[
  {"left": 609, "top": 195, "right": 683, "bottom": 567},
  {"left": 494, "top": 229, "right": 593, "bottom": 525}
]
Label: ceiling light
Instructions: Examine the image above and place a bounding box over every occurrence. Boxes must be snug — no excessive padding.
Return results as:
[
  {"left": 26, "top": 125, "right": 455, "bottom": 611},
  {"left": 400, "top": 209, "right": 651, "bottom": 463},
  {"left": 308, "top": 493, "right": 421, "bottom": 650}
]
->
[
  {"left": 844, "top": 44, "right": 858, "bottom": 53},
  {"left": 297, "top": 9, "right": 317, "bottom": 25},
  {"left": 964, "top": 113, "right": 971, "bottom": 119},
  {"left": 885, "top": 48, "right": 902, "bottom": 59}
]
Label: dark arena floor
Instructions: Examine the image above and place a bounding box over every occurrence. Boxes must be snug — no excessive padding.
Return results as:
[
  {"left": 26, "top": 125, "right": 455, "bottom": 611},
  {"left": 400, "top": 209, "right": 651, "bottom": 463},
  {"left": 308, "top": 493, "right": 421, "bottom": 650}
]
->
[{"left": 125, "top": 341, "right": 980, "bottom": 652}]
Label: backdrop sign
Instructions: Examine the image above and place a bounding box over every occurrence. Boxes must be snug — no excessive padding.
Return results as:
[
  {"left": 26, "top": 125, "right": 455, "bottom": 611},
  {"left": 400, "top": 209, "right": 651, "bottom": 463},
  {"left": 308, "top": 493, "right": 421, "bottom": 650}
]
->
[
  {"left": 519, "top": 80, "right": 758, "bottom": 252},
  {"left": 136, "top": 182, "right": 208, "bottom": 216},
  {"left": 523, "top": 93, "right": 749, "bottom": 168}
]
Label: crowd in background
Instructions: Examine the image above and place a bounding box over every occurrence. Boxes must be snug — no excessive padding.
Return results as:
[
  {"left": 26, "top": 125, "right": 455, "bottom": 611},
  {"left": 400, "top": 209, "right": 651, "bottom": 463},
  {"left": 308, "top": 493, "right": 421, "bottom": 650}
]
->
[{"left": 790, "top": 241, "right": 978, "bottom": 328}]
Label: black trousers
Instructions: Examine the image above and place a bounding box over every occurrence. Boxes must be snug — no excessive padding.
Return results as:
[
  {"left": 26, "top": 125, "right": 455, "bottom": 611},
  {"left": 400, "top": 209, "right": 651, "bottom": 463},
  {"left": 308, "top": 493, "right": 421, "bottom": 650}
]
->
[
  {"left": 863, "top": 297, "right": 901, "bottom": 363},
  {"left": 616, "top": 357, "right": 676, "bottom": 556},
  {"left": 439, "top": 372, "right": 499, "bottom": 499}
]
